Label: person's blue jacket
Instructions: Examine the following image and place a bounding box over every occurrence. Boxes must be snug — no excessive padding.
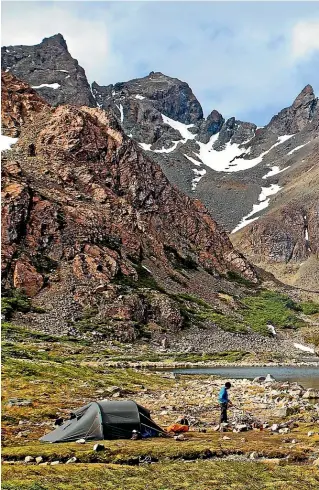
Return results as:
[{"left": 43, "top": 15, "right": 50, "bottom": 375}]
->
[{"left": 218, "top": 386, "right": 229, "bottom": 404}]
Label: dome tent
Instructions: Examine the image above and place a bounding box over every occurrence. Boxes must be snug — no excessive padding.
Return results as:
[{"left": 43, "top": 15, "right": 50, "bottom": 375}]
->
[{"left": 40, "top": 400, "right": 165, "bottom": 443}]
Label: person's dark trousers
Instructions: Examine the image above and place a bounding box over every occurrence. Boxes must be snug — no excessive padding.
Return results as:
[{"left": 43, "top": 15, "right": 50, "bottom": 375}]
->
[{"left": 220, "top": 402, "right": 228, "bottom": 423}]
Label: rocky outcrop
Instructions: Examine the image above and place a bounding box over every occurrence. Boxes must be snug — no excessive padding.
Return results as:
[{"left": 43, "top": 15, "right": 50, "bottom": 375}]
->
[
  {"left": 1, "top": 72, "right": 258, "bottom": 337},
  {"left": 267, "top": 84, "right": 318, "bottom": 135},
  {"left": 1, "top": 34, "right": 95, "bottom": 107},
  {"left": 1, "top": 71, "right": 49, "bottom": 136}
]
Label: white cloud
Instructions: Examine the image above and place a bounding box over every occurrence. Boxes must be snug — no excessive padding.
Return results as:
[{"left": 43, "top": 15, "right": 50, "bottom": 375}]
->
[
  {"left": 291, "top": 20, "right": 319, "bottom": 60},
  {"left": 2, "top": 2, "right": 319, "bottom": 125}
]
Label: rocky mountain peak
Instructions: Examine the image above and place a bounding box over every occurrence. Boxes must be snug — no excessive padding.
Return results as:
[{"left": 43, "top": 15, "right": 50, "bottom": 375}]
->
[
  {"left": 42, "top": 33, "right": 68, "bottom": 50},
  {"left": 292, "top": 84, "right": 315, "bottom": 105},
  {"left": 1, "top": 34, "right": 95, "bottom": 108}
]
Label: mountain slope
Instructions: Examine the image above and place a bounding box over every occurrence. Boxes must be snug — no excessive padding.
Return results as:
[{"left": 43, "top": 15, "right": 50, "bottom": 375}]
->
[
  {"left": 2, "top": 33, "right": 318, "bottom": 293},
  {"left": 2, "top": 72, "right": 261, "bottom": 342},
  {"left": 232, "top": 139, "right": 319, "bottom": 292}
]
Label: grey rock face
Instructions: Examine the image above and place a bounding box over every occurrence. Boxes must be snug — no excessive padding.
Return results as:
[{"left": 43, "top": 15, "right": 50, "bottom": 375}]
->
[
  {"left": 92, "top": 72, "right": 203, "bottom": 147},
  {"left": 268, "top": 84, "right": 318, "bottom": 135},
  {"left": 1, "top": 34, "right": 95, "bottom": 107},
  {"left": 198, "top": 110, "right": 224, "bottom": 144}
]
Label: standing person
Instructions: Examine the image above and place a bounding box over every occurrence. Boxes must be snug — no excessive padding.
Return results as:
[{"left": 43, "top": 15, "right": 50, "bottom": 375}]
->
[{"left": 218, "top": 382, "right": 232, "bottom": 424}]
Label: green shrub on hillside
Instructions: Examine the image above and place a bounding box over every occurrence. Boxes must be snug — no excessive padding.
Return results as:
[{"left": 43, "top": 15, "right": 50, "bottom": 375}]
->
[
  {"left": 300, "top": 301, "right": 319, "bottom": 315},
  {"left": 242, "top": 291, "right": 305, "bottom": 334},
  {"left": 1, "top": 289, "right": 31, "bottom": 319}
]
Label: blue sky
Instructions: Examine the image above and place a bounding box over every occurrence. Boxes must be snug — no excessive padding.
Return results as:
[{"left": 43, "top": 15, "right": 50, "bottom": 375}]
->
[{"left": 2, "top": 1, "right": 319, "bottom": 125}]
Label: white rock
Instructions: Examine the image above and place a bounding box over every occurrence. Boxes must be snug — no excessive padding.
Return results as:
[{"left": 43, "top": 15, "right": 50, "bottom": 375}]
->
[
  {"left": 66, "top": 457, "right": 77, "bottom": 464},
  {"left": 279, "top": 428, "right": 290, "bottom": 434},
  {"left": 24, "top": 456, "right": 34, "bottom": 463},
  {"left": 222, "top": 436, "right": 231, "bottom": 440},
  {"left": 308, "top": 431, "right": 315, "bottom": 437},
  {"left": 93, "top": 443, "right": 105, "bottom": 451},
  {"left": 51, "top": 461, "right": 60, "bottom": 465},
  {"left": 76, "top": 438, "right": 86, "bottom": 444},
  {"left": 174, "top": 434, "right": 186, "bottom": 441},
  {"left": 35, "top": 456, "right": 43, "bottom": 464}
]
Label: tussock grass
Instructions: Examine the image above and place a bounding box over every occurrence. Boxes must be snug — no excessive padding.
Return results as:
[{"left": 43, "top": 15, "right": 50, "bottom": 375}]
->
[{"left": 2, "top": 460, "right": 319, "bottom": 490}]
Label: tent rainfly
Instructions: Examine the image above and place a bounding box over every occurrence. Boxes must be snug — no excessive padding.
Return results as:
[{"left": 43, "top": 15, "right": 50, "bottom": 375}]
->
[{"left": 40, "top": 400, "right": 165, "bottom": 442}]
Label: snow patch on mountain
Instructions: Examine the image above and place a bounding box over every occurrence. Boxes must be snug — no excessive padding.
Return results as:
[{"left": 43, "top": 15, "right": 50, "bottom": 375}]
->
[
  {"left": 232, "top": 184, "right": 282, "bottom": 233},
  {"left": 135, "top": 94, "right": 145, "bottom": 100},
  {"left": 192, "top": 134, "right": 295, "bottom": 173},
  {"left": 287, "top": 142, "right": 310, "bottom": 155},
  {"left": 262, "top": 165, "right": 290, "bottom": 179},
  {"left": 32, "top": 83, "right": 60, "bottom": 90},
  {"left": 116, "top": 104, "right": 124, "bottom": 123},
  {"left": 183, "top": 153, "right": 202, "bottom": 166},
  {"left": 1, "top": 135, "right": 19, "bottom": 151},
  {"left": 162, "top": 114, "right": 196, "bottom": 141},
  {"left": 191, "top": 168, "right": 206, "bottom": 190}
]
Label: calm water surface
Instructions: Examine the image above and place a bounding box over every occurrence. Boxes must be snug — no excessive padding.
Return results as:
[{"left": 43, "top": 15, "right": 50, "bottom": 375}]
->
[{"left": 171, "top": 366, "right": 319, "bottom": 390}]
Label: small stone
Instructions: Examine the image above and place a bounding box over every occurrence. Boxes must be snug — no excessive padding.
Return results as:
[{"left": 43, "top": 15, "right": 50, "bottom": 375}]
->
[
  {"left": 174, "top": 434, "right": 186, "bottom": 441},
  {"left": 279, "top": 428, "right": 290, "bottom": 434},
  {"left": 35, "top": 456, "right": 43, "bottom": 464},
  {"left": 24, "top": 456, "right": 34, "bottom": 463},
  {"left": 308, "top": 431, "right": 315, "bottom": 437},
  {"left": 213, "top": 425, "right": 220, "bottom": 431},
  {"left": 262, "top": 458, "right": 283, "bottom": 465},
  {"left": 51, "top": 461, "right": 60, "bottom": 465},
  {"left": 66, "top": 457, "right": 77, "bottom": 464},
  {"left": 8, "top": 398, "right": 32, "bottom": 407},
  {"left": 270, "top": 424, "right": 279, "bottom": 432},
  {"left": 250, "top": 452, "right": 257, "bottom": 460},
  {"left": 93, "top": 443, "right": 105, "bottom": 452},
  {"left": 39, "top": 462, "right": 49, "bottom": 466},
  {"left": 235, "top": 424, "right": 248, "bottom": 432},
  {"left": 265, "top": 374, "right": 276, "bottom": 383},
  {"left": 76, "top": 438, "right": 86, "bottom": 444},
  {"left": 222, "top": 436, "right": 231, "bottom": 440}
]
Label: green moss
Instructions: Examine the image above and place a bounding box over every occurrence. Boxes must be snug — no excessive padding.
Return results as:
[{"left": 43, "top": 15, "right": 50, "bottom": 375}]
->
[
  {"left": 195, "top": 310, "right": 248, "bottom": 334},
  {"left": 242, "top": 291, "right": 305, "bottom": 335},
  {"left": 226, "top": 271, "right": 256, "bottom": 288},
  {"left": 300, "top": 301, "right": 319, "bottom": 315},
  {"left": 113, "top": 265, "right": 165, "bottom": 292},
  {"left": 172, "top": 293, "right": 213, "bottom": 309}
]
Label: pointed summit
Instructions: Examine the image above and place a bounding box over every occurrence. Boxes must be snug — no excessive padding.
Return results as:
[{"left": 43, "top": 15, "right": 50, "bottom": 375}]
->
[
  {"left": 292, "top": 84, "right": 316, "bottom": 109},
  {"left": 42, "top": 33, "right": 68, "bottom": 51}
]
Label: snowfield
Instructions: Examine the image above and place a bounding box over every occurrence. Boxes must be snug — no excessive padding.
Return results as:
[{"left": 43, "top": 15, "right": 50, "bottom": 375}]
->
[
  {"left": 232, "top": 184, "right": 281, "bottom": 233},
  {"left": 191, "top": 168, "right": 206, "bottom": 190},
  {"left": 188, "top": 133, "right": 295, "bottom": 173}
]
